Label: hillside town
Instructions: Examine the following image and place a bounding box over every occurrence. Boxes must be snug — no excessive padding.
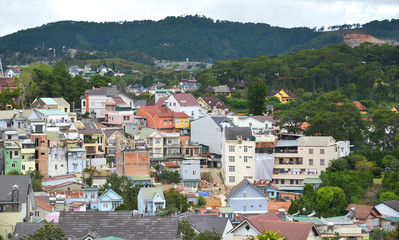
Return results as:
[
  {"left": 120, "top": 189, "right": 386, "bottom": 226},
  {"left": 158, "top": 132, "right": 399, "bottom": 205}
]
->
[{"left": 1, "top": 63, "right": 398, "bottom": 240}]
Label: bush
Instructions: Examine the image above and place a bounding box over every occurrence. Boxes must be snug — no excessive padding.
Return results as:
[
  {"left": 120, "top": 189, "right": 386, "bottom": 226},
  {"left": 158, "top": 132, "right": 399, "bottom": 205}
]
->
[{"left": 197, "top": 195, "right": 206, "bottom": 206}]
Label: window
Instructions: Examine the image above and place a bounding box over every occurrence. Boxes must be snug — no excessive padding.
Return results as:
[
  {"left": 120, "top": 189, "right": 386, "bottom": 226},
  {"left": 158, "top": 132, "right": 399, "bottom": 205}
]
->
[
  {"left": 55, "top": 165, "right": 57, "bottom": 170},
  {"left": 243, "top": 191, "right": 246, "bottom": 197},
  {"left": 309, "top": 159, "right": 313, "bottom": 166},
  {"left": 173, "top": 102, "right": 176, "bottom": 106},
  {"left": 103, "top": 202, "right": 108, "bottom": 209},
  {"left": 309, "top": 149, "right": 313, "bottom": 154},
  {"left": 244, "top": 146, "right": 248, "bottom": 152},
  {"left": 244, "top": 156, "right": 248, "bottom": 162},
  {"left": 320, "top": 159, "right": 325, "bottom": 166},
  {"left": 281, "top": 179, "right": 285, "bottom": 184},
  {"left": 164, "top": 120, "right": 167, "bottom": 125},
  {"left": 22, "top": 165, "right": 25, "bottom": 170},
  {"left": 228, "top": 146, "right": 235, "bottom": 152},
  {"left": 296, "top": 180, "right": 299, "bottom": 184},
  {"left": 35, "top": 210, "right": 40, "bottom": 217},
  {"left": 249, "top": 123, "right": 252, "bottom": 127},
  {"left": 169, "top": 120, "right": 172, "bottom": 125},
  {"left": 185, "top": 118, "right": 188, "bottom": 124},
  {"left": 290, "top": 180, "right": 294, "bottom": 184},
  {"left": 91, "top": 193, "right": 95, "bottom": 199},
  {"left": 229, "top": 156, "right": 235, "bottom": 162},
  {"left": 246, "top": 166, "right": 250, "bottom": 168},
  {"left": 229, "top": 166, "right": 235, "bottom": 172},
  {"left": 320, "top": 149, "right": 325, "bottom": 154},
  {"left": 83, "top": 101, "right": 86, "bottom": 107},
  {"left": 191, "top": 111, "right": 194, "bottom": 116},
  {"left": 229, "top": 176, "right": 235, "bottom": 183},
  {"left": 243, "top": 204, "right": 246, "bottom": 211},
  {"left": 12, "top": 163, "right": 16, "bottom": 168},
  {"left": 41, "top": 152, "right": 45, "bottom": 155},
  {"left": 193, "top": 171, "right": 197, "bottom": 175},
  {"left": 275, "top": 179, "right": 279, "bottom": 184},
  {"left": 155, "top": 138, "right": 161, "bottom": 144}
]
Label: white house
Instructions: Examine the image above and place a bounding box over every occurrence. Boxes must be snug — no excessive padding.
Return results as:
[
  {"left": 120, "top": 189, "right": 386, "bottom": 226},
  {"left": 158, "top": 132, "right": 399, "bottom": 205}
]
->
[
  {"left": 232, "top": 116, "right": 276, "bottom": 135},
  {"left": 80, "top": 85, "right": 118, "bottom": 118},
  {"left": 375, "top": 200, "right": 399, "bottom": 218},
  {"left": 98, "top": 189, "right": 124, "bottom": 211},
  {"left": 221, "top": 127, "right": 256, "bottom": 186},
  {"left": 33, "top": 109, "right": 72, "bottom": 132},
  {"left": 137, "top": 187, "right": 166, "bottom": 216},
  {"left": 165, "top": 93, "right": 201, "bottom": 120}
]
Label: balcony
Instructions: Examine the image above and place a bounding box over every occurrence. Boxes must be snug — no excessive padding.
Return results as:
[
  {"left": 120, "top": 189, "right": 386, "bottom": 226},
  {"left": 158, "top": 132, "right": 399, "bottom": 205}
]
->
[
  {"left": 21, "top": 148, "right": 35, "bottom": 154},
  {"left": 273, "top": 169, "right": 318, "bottom": 176},
  {"left": 274, "top": 159, "right": 303, "bottom": 165}
]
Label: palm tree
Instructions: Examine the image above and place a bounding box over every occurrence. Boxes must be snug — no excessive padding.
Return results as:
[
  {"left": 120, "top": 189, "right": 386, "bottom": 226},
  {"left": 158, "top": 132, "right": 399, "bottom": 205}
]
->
[
  {"left": 255, "top": 230, "right": 285, "bottom": 240},
  {"left": 82, "top": 166, "right": 99, "bottom": 187}
]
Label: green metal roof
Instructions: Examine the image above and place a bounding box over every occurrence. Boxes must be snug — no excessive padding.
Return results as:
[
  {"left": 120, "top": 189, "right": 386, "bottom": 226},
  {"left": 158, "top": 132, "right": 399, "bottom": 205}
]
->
[
  {"left": 303, "top": 178, "right": 323, "bottom": 184},
  {"left": 182, "top": 179, "right": 200, "bottom": 182},
  {"left": 290, "top": 216, "right": 324, "bottom": 225},
  {"left": 129, "top": 175, "right": 152, "bottom": 181},
  {"left": 217, "top": 206, "right": 234, "bottom": 214},
  {"left": 278, "top": 186, "right": 304, "bottom": 191},
  {"left": 140, "top": 187, "right": 164, "bottom": 201},
  {"left": 382, "top": 216, "right": 399, "bottom": 222},
  {"left": 155, "top": 89, "right": 170, "bottom": 93},
  {"left": 40, "top": 98, "right": 57, "bottom": 105},
  {"left": 140, "top": 128, "right": 158, "bottom": 138},
  {"left": 36, "top": 109, "right": 67, "bottom": 115}
]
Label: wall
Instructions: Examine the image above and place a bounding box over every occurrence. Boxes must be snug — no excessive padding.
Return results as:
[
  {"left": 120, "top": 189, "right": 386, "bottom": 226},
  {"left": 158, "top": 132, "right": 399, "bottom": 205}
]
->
[
  {"left": 226, "top": 184, "right": 268, "bottom": 214},
  {"left": 48, "top": 147, "right": 68, "bottom": 177},
  {"left": 117, "top": 150, "right": 149, "bottom": 176},
  {"left": 191, "top": 116, "right": 222, "bottom": 154}
]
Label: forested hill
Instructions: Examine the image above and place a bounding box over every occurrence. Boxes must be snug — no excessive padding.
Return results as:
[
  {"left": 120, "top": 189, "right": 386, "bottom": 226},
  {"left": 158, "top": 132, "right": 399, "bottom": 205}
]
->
[{"left": 1, "top": 15, "right": 399, "bottom": 62}]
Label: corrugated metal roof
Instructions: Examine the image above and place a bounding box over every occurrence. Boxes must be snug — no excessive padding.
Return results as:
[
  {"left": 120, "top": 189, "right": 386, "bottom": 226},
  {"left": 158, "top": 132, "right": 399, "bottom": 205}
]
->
[
  {"left": 297, "top": 136, "right": 335, "bottom": 147},
  {"left": 40, "top": 97, "right": 57, "bottom": 105},
  {"left": 276, "top": 140, "right": 298, "bottom": 147},
  {"left": 36, "top": 109, "right": 67, "bottom": 115}
]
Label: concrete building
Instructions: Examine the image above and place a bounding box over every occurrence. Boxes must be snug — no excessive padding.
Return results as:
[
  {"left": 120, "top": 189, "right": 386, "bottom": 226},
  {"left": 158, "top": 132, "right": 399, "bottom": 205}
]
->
[
  {"left": 67, "top": 145, "right": 87, "bottom": 174},
  {"left": 137, "top": 187, "right": 166, "bottom": 216},
  {"left": 164, "top": 93, "right": 201, "bottom": 120},
  {"left": 80, "top": 85, "right": 118, "bottom": 118},
  {"left": 221, "top": 127, "right": 256, "bottom": 186},
  {"left": 273, "top": 136, "right": 350, "bottom": 192},
  {"left": 116, "top": 149, "right": 150, "bottom": 176},
  {"left": 139, "top": 128, "right": 164, "bottom": 160},
  {"left": 180, "top": 160, "right": 201, "bottom": 191},
  {"left": 191, "top": 115, "right": 235, "bottom": 155},
  {"left": 4, "top": 140, "right": 22, "bottom": 174}
]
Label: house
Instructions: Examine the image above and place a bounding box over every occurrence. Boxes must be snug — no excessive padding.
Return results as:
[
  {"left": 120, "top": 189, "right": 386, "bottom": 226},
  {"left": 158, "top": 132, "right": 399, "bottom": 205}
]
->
[
  {"left": 179, "top": 212, "right": 234, "bottom": 240},
  {"left": 0, "top": 175, "right": 37, "bottom": 238},
  {"left": 83, "top": 186, "right": 99, "bottom": 211},
  {"left": 80, "top": 85, "right": 118, "bottom": 118},
  {"left": 30, "top": 97, "right": 58, "bottom": 110},
  {"left": 228, "top": 212, "right": 320, "bottom": 240},
  {"left": 346, "top": 204, "right": 382, "bottom": 230},
  {"left": 164, "top": 93, "right": 202, "bottom": 120},
  {"left": 46, "top": 132, "right": 68, "bottom": 177},
  {"left": 273, "top": 136, "right": 350, "bottom": 192},
  {"left": 268, "top": 89, "right": 297, "bottom": 103},
  {"left": 135, "top": 106, "right": 179, "bottom": 132},
  {"left": 139, "top": 128, "right": 164, "bottom": 160},
  {"left": 213, "top": 85, "right": 235, "bottom": 96},
  {"left": 190, "top": 115, "right": 235, "bottom": 155},
  {"left": 34, "top": 196, "right": 54, "bottom": 222},
  {"left": 67, "top": 145, "right": 87, "bottom": 174},
  {"left": 42, "top": 174, "right": 77, "bottom": 187},
  {"left": 160, "top": 131, "right": 182, "bottom": 160},
  {"left": 375, "top": 200, "right": 399, "bottom": 218},
  {"left": 381, "top": 216, "right": 399, "bottom": 231},
  {"left": 137, "top": 187, "right": 166, "bottom": 216},
  {"left": 102, "top": 127, "right": 127, "bottom": 161},
  {"left": 76, "top": 122, "right": 106, "bottom": 161},
  {"left": 180, "top": 159, "right": 201, "bottom": 191},
  {"left": 232, "top": 115, "right": 277, "bottom": 135},
  {"left": 17, "top": 136, "right": 36, "bottom": 174},
  {"left": 69, "top": 65, "right": 81, "bottom": 77},
  {"left": 154, "top": 88, "right": 170, "bottom": 102},
  {"left": 14, "top": 211, "right": 181, "bottom": 240},
  {"left": 115, "top": 148, "right": 150, "bottom": 176},
  {"left": 4, "top": 140, "right": 22, "bottom": 174},
  {"left": 33, "top": 109, "right": 72, "bottom": 132},
  {"left": 197, "top": 96, "right": 228, "bottom": 115},
  {"left": 221, "top": 127, "right": 256, "bottom": 186},
  {"left": 98, "top": 189, "right": 124, "bottom": 211},
  {"left": 392, "top": 105, "right": 399, "bottom": 113},
  {"left": 353, "top": 101, "right": 368, "bottom": 114},
  {"left": 101, "top": 96, "right": 135, "bottom": 129},
  {"left": 0, "top": 109, "right": 33, "bottom": 132},
  {"left": 181, "top": 81, "right": 200, "bottom": 92},
  {"left": 225, "top": 179, "right": 268, "bottom": 216},
  {"left": 5, "top": 68, "right": 20, "bottom": 78}
]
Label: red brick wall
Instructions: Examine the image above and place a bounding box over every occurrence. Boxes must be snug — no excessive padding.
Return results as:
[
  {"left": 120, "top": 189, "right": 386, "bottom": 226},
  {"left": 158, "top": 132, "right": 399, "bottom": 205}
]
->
[{"left": 116, "top": 150, "right": 149, "bottom": 176}]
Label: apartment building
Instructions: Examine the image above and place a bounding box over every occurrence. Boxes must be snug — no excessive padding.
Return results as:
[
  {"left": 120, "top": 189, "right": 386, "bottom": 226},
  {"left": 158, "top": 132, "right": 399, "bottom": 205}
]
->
[
  {"left": 273, "top": 136, "right": 350, "bottom": 192},
  {"left": 221, "top": 127, "right": 256, "bottom": 187}
]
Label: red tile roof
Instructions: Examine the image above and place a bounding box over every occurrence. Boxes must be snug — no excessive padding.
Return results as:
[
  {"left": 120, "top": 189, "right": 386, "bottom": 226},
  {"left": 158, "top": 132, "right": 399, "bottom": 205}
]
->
[
  {"left": 353, "top": 101, "right": 368, "bottom": 111},
  {"left": 172, "top": 112, "right": 189, "bottom": 118},
  {"left": 35, "top": 198, "right": 54, "bottom": 212},
  {"left": 249, "top": 220, "right": 315, "bottom": 240},
  {"left": 42, "top": 174, "right": 76, "bottom": 182},
  {"left": 171, "top": 93, "right": 200, "bottom": 106},
  {"left": 139, "top": 106, "right": 188, "bottom": 118},
  {"left": 267, "top": 201, "right": 292, "bottom": 213},
  {"left": 346, "top": 204, "right": 382, "bottom": 220},
  {"left": 165, "top": 161, "right": 179, "bottom": 168},
  {"left": 48, "top": 191, "right": 84, "bottom": 198},
  {"left": 248, "top": 212, "right": 283, "bottom": 222},
  {"left": 43, "top": 181, "right": 82, "bottom": 191}
]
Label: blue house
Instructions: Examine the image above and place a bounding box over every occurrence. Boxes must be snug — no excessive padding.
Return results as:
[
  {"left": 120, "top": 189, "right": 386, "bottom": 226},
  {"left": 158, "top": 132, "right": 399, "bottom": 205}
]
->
[
  {"left": 137, "top": 187, "right": 166, "bottom": 216},
  {"left": 225, "top": 179, "right": 268, "bottom": 216},
  {"left": 83, "top": 186, "right": 99, "bottom": 211},
  {"left": 98, "top": 189, "right": 124, "bottom": 211}
]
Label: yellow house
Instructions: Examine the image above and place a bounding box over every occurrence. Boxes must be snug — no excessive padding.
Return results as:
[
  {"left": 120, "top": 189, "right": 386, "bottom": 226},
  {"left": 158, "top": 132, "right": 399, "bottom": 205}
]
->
[
  {"left": 173, "top": 112, "right": 190, "bottom": 130},
  {"left": 268, "top": 89, "right": 297, "bottom": 103},
  {"left": 392, "top": 106, "right": 399, "bottom": 113},
  {"left": 17, "top": 139, "right": 36, "bottom": 174}
]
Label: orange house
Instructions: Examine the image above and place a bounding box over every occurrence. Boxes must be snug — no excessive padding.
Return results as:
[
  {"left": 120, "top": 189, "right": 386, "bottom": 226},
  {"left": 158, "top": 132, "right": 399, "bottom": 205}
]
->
[
  {"left": 136, "top": 106, "right": 188, "bottom": 133},
  {"left": 30, "top": 133, "right": 49, "bottom": 177}
]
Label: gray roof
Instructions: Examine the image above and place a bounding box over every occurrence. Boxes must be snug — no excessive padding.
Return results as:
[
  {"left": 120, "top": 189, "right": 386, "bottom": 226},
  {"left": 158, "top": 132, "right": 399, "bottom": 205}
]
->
[
  {"left": 276, "top": 140, "right": 298, "bottom": 147},
  {"left": 13, "top": 222, "right": 48, "bottom": 239},
  {"left": 103, "top": 128, "right": 125, "bottom": 139},
  {"left": 182, "top": 215, "right": 228, "bottom": 235},
  {"left": 211, "top": 116, "right": 235, "bottom": 128},
  {"left": 224, "top": 127, "right": 253, "bottom": 140},
  {"left": 225, "top": 179, "right": 268, "bottom": 199},
  {"left": 133, "top": 99, "right": 147, "bottom": 108},
  {"left": 382, "top": 200, "right": 399, "bottom": 212},
  {"left": 297, "top": 136, "right": 335, "bottom": 147},
  {"left": 78, "top": 122, "right": 103, "bottom": 135},
  {"left": 0, "top": 175, "right": 32, "bottom": 204},
  {"left": 80, "top": 85, "right": 118, "bottom": 99},
  {"left": 59, "top": 211, "right": 180, "bottom": 240}
]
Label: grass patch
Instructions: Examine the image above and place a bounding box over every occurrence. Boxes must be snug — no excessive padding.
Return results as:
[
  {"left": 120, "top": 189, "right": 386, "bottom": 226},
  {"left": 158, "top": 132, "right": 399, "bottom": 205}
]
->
[{"left": 373, "top": 178, "right": 382, "bottom": 184}]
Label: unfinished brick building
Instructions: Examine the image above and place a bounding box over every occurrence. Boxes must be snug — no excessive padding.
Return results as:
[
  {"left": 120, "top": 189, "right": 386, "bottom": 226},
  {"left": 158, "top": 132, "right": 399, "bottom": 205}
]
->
[{"left": 116, "top": 148, "right": 150, "bottom": 176}]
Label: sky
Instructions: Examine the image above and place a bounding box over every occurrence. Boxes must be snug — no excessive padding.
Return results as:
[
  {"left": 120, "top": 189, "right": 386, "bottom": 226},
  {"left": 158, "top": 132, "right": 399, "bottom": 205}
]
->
[{"left": 1, "top": 0, "right": 399, "bottom": 37}]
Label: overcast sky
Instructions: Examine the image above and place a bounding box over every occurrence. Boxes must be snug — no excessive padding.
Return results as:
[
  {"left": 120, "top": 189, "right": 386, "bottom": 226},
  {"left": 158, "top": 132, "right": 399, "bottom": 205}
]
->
[{"left": 1, "top": 0, "right": 399, "bottom": 37}]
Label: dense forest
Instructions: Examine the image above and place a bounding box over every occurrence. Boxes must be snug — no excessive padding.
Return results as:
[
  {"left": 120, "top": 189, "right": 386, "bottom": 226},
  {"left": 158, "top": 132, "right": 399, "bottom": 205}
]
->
[{"left": 1, "top": 15, "right": 399, "bottom": 62}]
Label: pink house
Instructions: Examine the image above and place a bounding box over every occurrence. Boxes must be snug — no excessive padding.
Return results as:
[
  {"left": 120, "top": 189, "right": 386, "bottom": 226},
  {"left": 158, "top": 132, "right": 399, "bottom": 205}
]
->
[{"left": 101, "top": 97, "right": 135, "bottom": 129}]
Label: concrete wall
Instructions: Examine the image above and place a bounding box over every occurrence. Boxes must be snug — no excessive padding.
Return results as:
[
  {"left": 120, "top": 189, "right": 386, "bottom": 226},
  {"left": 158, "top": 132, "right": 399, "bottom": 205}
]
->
[
  {"left": 48, "top": 147, "right": 68, "bottom": 177},
  {"left": 226, "top": 184, "right": 268, "bottom": 214},
  {"left": 190, "top": 116, "right": 222, "bottom": 154}
]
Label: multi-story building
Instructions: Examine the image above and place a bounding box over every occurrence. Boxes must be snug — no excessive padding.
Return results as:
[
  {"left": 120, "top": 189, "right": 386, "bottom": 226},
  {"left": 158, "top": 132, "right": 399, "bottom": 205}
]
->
[
  {"left": 197, "top": 96, "right": 228, "bottom": 115},
  {"left": 136, "top": 106, "right": 189, "bottom": 133},
  {"left": 180, "top": 159, "right": 201, "bottom": 191},
  {"left": 17, "top": 135, "right": 36, "bottom": 174},
  {"left": 221, "top": 127, "right": 256, "bottom": 187},
  {"left": 139, "top": 128, "right": 164, "bottom": 160},
  {"left": 80, "top": 85, "right": 118, "bottom": 118},
  {"left": 101, "top": 96, "right": 135, "bottom": 129},
  {"left": 76, "top": 122, "right": 106, "bottom": 162},
  {"left": 103, "top": 128, "right": 127, "bottom": 161},
  {"left": 4, "top": 140, "right": 21, "bottom": 174},
  {"left": 116, "top": 148, "right": 150, "bottom": 176},
  {"left": 160, "top": 132, "right": 181, "bottom": 160},
  {"left": 67, "top": 145, "right": 87, "bottom": 174},
  {"left": 47, "top": 132, "right": 68, "bottom": 177},
  {"left": 164, "top": 93, "right": 201, "bottom": 120},
  {"left": 30, "top": 133, "right": 48, "bottom": 177},
  {"left": 273, "top": 136, "right": 350, "bottom": 192}
]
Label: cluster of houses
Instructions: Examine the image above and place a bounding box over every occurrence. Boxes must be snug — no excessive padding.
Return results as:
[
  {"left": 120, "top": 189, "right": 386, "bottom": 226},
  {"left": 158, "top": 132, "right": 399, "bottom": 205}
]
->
[{"left": 1, "top": 83, "right": 398, "bottom": 239}]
